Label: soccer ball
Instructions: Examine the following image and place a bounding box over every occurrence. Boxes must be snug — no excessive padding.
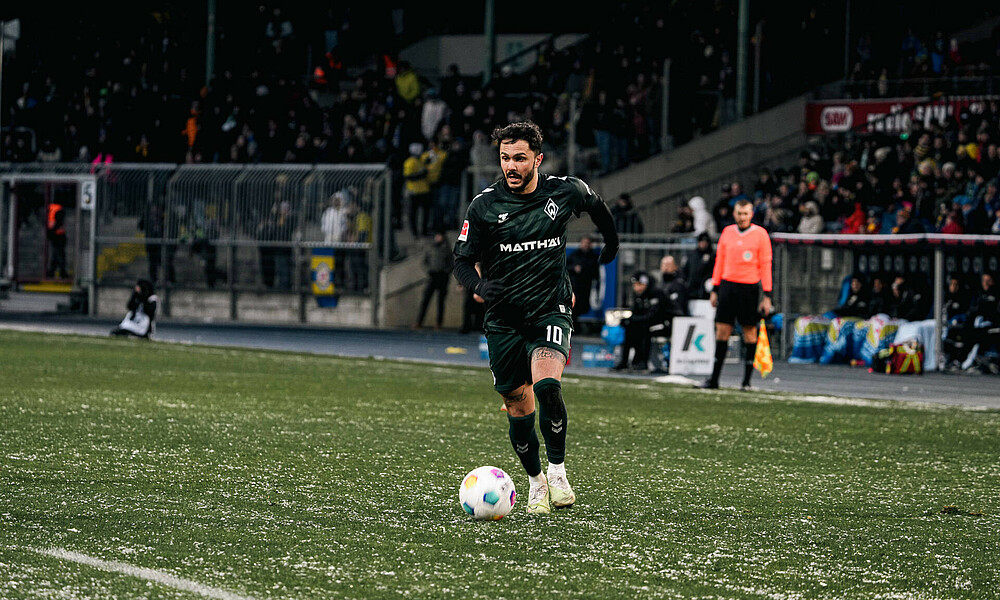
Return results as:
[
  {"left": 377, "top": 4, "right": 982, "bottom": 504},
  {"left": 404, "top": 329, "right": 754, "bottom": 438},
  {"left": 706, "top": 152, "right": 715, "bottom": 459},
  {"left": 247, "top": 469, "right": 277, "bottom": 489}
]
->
[{"left": 459, "top": 466, "right": 516, "bottom": 520}]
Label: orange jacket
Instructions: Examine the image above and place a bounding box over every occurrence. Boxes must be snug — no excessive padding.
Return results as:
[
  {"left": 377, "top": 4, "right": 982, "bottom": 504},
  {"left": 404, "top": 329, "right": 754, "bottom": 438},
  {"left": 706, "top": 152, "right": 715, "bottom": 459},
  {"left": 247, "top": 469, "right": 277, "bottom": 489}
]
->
[
  {"left": 183, "top": 110, "right": 199, "bottom": 148},
  {"left": 47, "top": 203, "right": 65, "bottom": 235}
]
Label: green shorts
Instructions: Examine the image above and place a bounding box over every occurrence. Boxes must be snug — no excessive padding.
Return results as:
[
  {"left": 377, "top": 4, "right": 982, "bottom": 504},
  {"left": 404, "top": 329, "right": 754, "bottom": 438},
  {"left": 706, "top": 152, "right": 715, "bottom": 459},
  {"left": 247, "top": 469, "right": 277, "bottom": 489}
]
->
[{"left": 485, "top": 311, "right": 573, "bottom": 394}]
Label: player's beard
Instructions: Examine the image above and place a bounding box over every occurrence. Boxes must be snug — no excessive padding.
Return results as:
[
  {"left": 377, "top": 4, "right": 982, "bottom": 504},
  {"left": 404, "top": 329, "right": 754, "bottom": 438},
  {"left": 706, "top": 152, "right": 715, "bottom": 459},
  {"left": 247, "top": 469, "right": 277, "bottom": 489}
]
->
[{"left": 506, "top": 168, "right": 535, "bottom": 194}]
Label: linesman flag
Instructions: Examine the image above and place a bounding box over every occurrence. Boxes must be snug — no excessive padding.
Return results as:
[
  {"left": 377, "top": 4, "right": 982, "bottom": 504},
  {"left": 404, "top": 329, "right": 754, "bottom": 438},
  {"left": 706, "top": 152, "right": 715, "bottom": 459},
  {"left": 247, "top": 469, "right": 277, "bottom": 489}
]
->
[{"left": 754, "top": 319, "right": 773, "bottom": 378}]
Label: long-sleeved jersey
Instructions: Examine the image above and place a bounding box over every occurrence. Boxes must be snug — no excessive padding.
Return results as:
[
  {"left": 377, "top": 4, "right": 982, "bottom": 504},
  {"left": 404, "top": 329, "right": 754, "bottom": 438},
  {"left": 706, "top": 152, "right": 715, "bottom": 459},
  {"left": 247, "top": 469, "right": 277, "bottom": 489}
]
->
[{"left": 454, "top": 173, "right": 613, "bottom": 325}]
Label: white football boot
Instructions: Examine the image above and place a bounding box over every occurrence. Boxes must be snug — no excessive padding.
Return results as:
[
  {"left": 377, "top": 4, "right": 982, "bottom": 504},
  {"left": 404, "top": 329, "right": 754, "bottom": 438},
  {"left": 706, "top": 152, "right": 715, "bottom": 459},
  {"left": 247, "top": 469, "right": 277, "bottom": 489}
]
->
[
  {"left": 526, "top": 474, "right": 551, "bottom": 514},
  {"left": 547, "top": 469, "right": 576, "bottom": 508}
]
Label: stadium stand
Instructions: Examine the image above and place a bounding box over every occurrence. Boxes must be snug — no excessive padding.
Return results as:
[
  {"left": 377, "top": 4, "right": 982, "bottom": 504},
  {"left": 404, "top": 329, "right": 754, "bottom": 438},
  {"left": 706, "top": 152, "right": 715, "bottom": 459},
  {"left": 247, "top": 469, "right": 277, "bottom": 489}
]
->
[
  {"left": 711, "top": 107, "right": 1000, "bottom": 236},
  {"left": 2, "top": 1, "right": 999, "bottom": 241}
]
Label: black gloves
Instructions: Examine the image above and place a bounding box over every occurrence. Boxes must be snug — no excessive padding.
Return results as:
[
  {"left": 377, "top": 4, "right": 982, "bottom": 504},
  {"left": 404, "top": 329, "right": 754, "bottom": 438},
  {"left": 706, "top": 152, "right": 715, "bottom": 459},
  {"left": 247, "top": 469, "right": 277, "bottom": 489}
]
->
[
  {"left": 599, "top": 242, "right": 619, "bottom": 265},
  {"left": 475, "top": 279, "right": 506, "bottom": 302}
]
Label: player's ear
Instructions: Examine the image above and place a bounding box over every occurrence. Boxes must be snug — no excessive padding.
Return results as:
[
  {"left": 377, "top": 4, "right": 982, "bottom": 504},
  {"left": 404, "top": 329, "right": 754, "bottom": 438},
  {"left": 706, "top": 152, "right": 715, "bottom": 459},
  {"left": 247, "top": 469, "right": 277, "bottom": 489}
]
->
[{"left": 535, "top": 152, "right": 544, "bottom": 168}]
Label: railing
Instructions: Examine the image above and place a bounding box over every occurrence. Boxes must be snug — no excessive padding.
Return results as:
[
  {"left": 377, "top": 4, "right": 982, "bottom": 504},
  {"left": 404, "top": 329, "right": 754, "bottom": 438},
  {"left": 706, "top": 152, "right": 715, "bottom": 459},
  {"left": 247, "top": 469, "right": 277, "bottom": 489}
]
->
[
  {"left": 1, "top": 162, "right": 392, "bottom": 323},
  {"left": 600, "top": 234, "right": 1000, "bottom": 365},
  {"left": 812, "top": 74, "right": 999, "bottom": 100},
  {"left": 492, "top": 33, "right": 587, "bottom": 80}
]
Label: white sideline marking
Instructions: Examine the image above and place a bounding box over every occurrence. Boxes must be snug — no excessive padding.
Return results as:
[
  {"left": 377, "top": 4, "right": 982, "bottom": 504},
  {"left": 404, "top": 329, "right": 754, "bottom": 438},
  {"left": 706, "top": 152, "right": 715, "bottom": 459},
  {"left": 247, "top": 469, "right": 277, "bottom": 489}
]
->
[
  {"left": 31, "top": 547, "right": 259, "bottom": 600},
  {"left": 652, "top": 374, "right": 700, "bottom": 386}
]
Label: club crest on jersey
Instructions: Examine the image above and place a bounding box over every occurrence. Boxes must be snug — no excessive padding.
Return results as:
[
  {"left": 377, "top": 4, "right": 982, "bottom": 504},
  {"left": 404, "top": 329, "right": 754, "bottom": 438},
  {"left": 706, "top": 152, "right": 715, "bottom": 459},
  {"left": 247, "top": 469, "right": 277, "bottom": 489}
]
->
[
  {"left": 742, "top": 250, "right": 753, "bottom": 261},
  {"left": 498, "top": 212, "right": 509, "bottom": 223},
  {"left": 544, "top": 198, "right": 559, "bottom": 221},
  {"left": 458, "top": 220, "right": 469, "bottom": 241}
]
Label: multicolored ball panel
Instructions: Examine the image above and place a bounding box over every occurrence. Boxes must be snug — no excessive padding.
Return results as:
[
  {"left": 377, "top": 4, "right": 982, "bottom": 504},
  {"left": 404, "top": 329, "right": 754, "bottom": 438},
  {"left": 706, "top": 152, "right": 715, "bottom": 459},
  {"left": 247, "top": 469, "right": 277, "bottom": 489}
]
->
[{"left": 459, "top": 465, "right": 516, "bottom": 520}]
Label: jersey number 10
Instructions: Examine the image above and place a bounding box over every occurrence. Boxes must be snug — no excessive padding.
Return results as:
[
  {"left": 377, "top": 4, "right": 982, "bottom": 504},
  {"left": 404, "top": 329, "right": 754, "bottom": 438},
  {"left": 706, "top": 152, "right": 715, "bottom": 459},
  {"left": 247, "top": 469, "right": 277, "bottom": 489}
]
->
[{"left": 545, "top": 325, "right": 570, "bottom": 347}]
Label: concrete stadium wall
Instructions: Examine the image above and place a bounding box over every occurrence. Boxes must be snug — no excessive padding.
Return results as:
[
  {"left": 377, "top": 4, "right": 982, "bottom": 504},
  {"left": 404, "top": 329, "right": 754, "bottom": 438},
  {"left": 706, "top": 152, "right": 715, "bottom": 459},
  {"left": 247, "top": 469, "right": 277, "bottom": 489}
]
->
[
  {"left": 570, "top": 94, "right": 810, "bottom": 238},
  {"left": 402, "top": 33, "right": 588, "bottom": 80},
  {"left": 378, "top": 254, "right": 466, "bottom": 329},
  {"left": 97, "top": 287, "right": 374, "bottom": 328}
]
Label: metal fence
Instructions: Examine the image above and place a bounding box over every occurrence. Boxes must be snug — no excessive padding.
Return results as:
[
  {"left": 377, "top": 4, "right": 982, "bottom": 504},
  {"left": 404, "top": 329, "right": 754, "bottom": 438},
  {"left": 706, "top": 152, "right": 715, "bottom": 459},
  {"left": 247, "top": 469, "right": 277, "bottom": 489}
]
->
[
  {"left": 604, "top": 234, "right": 1000, "bottom": 365},
  {"left": 0, "top": 163, "right": 391, "bottom": 321},
  {"left": 85, "top": 163, "right": 389, "bottom": 295}
]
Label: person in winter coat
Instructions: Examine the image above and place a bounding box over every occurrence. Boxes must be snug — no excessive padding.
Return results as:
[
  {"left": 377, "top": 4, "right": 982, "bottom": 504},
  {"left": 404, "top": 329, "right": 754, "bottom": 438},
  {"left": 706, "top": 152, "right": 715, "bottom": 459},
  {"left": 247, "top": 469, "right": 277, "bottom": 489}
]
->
[
  {"left": 611, "top": 192, "right": 644, "bottom": 234},
  {"left": 110, "top": 279, "right": 158, "bottom": 338},
  {"left": 688, "top": 195, "right": 717, "bottom": 238},
  {"left": 683, "top": 232, "right": 716, "bottom": 300},
  {"left": 413, "top": 230, "right": 455, "bottom": 330},
  {"left": 831, "top": 274, "right": 870, "bottom": 317},
  {"left": 657, "top": 255, "right": 690, "bottom": 324},
  {"left": 612, "top": 271, "right": 669, "bottom": 372},
  {"left": 797, "top": 201, "right": 825, "bottom": 234}
]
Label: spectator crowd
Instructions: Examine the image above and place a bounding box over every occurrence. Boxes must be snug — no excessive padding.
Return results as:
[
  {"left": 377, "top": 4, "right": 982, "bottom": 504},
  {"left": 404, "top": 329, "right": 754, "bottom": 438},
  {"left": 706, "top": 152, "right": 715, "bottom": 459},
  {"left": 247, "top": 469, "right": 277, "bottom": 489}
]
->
[
  {"left": 669, "top": 100, "right": 1000, "bottom": 239},
  {"left": 0, "top": 2, "right": 680, "bottom": 176},
  {"left": 4, "top": 2, "right": 998, "bottom": 182}
]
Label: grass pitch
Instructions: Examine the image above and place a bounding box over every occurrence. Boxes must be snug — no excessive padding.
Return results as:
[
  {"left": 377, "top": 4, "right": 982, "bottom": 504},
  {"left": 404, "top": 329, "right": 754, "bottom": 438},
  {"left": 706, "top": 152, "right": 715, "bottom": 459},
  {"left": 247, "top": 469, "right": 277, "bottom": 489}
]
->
[{"left": 1, "top": 329, "right": 998, "bottom": 599}]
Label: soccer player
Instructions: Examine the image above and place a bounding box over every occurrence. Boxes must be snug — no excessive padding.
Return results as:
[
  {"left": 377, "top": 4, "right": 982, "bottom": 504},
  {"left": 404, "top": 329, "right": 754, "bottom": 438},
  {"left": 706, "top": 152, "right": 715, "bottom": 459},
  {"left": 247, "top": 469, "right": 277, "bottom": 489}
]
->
[
  {"left": 453, "top": 121, "right": 619, "bottom": 514},
  {"left": 699, "top": 198, "right": 773, "bottom": 390}
]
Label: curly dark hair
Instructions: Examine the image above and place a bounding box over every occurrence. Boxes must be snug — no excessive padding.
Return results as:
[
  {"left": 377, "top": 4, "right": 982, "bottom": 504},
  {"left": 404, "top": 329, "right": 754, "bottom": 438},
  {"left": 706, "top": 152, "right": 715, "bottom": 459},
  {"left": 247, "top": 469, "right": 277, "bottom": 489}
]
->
[{"left": 491, "top": 121, "right": 544, "bottom": 155}]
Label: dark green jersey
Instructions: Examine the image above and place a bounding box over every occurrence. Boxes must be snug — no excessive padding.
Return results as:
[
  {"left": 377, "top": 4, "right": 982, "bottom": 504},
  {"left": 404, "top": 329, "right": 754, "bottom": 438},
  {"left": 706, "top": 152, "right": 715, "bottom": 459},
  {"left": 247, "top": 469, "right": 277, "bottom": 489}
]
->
[{"left": 454, "top": 173, "right": 606, "bottom": 326}]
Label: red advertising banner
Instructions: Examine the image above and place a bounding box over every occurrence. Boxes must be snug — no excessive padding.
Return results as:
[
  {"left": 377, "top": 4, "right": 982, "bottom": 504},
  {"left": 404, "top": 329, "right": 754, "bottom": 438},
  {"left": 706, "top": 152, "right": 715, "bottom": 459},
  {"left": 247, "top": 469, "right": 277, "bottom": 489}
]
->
[{"left": 805, "top": 96, "right": 998, "bottom": 135}]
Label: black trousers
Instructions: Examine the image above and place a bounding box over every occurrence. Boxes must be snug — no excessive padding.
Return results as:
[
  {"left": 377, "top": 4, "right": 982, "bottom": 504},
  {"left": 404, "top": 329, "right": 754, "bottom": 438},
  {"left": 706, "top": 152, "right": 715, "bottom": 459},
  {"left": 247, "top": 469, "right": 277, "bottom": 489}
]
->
[
  {"left": 417, "top": 271, "right": 450, "bottom": 327},
  {"left": 620, "top": 321, "right": 653, "bottom": 367},
  {"left": 47, "top": 233, "right": 68, "bottom": 278},
  {"left": 945, "top": 324, "right": 1000, "bottom": 363},
  {"left": 409, "top": 192, "right": 432, "bottom": 237}
]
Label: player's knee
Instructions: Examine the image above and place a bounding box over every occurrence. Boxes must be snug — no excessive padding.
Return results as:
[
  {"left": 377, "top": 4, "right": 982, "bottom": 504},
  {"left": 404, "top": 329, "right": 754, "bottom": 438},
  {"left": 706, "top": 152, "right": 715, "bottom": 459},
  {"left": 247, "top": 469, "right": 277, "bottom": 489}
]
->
[
  {"left": 500, "top": 385, "right": 532, "bottom": 415},
  {"left": 532, "top": 377, "right": 564, "bottom": 417}
]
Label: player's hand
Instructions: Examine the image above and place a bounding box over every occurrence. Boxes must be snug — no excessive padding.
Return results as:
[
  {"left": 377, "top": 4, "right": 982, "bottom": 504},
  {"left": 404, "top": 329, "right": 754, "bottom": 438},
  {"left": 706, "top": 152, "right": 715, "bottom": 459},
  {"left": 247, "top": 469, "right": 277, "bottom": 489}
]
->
[
  {"left": 709, "top": 291, "right": 718, "bottom": 308},
  {"left": 475, "top": 279, "right": 505, "bottom": 302},
  {"left": 759, "top": 295, "right": 773, "bottom": 316},
  {"left": 598, "top": 242, "right": 619, "bottom": 265}
]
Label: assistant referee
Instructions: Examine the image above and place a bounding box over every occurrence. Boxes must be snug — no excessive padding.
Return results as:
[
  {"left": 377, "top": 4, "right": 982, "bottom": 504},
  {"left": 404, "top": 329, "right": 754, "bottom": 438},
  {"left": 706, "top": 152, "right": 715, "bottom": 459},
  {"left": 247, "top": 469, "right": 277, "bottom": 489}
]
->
[{"left": 699, "top": 198, "right": 773, "bottom": 390}]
